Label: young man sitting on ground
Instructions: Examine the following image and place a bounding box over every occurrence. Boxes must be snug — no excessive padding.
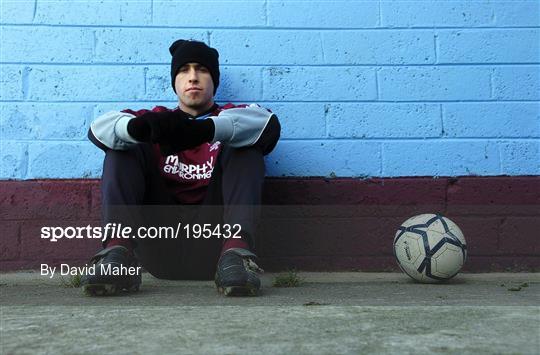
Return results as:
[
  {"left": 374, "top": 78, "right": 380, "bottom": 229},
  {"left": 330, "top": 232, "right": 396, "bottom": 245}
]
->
[{"left": 82, "top": 39, "right": 280, "bottom": 296}]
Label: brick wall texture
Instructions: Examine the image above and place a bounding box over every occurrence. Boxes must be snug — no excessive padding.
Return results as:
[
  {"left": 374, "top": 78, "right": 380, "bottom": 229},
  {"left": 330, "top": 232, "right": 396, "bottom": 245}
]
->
[{"left": 1, "top": 0, "right": 539, "bottom": 179}]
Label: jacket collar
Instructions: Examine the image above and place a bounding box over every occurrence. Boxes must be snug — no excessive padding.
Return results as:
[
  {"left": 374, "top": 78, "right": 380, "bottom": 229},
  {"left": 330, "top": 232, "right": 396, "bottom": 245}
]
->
[{"left": 176, "top": 103, "right": 219, "bottom": 118}]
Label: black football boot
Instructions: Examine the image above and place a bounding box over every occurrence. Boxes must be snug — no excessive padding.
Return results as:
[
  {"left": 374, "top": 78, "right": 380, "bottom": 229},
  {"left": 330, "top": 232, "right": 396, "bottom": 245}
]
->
[
  {"left": 215, "top": 248, "right": 264, "bottom": 296},
  {"left": 81, "top": 246, "right": 142, "bottom": 296}
]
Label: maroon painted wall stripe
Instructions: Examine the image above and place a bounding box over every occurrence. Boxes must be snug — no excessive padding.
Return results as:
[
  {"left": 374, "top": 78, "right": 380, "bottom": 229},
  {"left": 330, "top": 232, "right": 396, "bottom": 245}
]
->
[{"left": 1, "top": 177, "right": 539, "bottom": 272}]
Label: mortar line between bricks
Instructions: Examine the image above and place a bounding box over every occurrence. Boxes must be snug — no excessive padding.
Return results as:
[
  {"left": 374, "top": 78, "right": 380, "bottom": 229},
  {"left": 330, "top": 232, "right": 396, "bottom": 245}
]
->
[
  {"left": 31, "top": 0, "right": 37, "bottom": 23},
  {"left": 143, "top": 67, "right": 148, "bottom": 95},
  {"left": 440, "top": 104, "right": 445, "bottom": 137},
  {"left": 150, "top": 0, "right": 154, "bottom": 25},
  {"left": 5, "top": 138, "right": 91, "bottom": 143},
  {"left": 6, "top": 138, "right": 540, "bottom": 143},
  {"left": 5, "top": 101, "right": 540, "bottom": 105},
  {"left": 374, "top": 68, "right": 380, "bottom": 100},
  {"left": 490, "top": 5, "right": 497, "bottom": 26},
  {"left": 264, "top": 0, "right": 269, "bottom": 27},
  {"left": 274, "top": 137, "right": 540, "bottom": 142},
  {"left": 499, "top": 142, "right": 506, "bottom": 175},
  {"left": 3, "top": 101, "right": 540, "bottom": 105},
  {"left": 2, "top": 214, "right": 538, "bottom": 221},
  {"left": 323, "top": 103, "right": 328, "bottom": 138},
  {"left": 264, "top": 209, "right": 540, "bottom": 213},
  {"left": 21, "top": 142, "right": 29, "bottom": 179},
  {"left": 3, "top": 100, "right": 539, "bottom": 104},
  {"left": 490, "top": 70, "right": 495, "bottom": 99},
  {"left": 259, "top": 67, "right": 264, "bottom": 99},
  {"left": 3, "top": 23, "right": 540, "bottom": 30},
  {"left": 2, "top": 62, "right": 539, "bottom": 67},
  {"left": 380, "top": 142, "right": 384, "bottom": 176},
  {"left": 258, "top": 254, "right": 540, "bottom": 258},
  {"left": 498, "top": 139, "right": 504, "bottom": 174},
  {"left": 444, "top": 178, "right": 450, "bottom": 215},
  {"left": 434, "top": 33, "right": 439, "bottom": 64},
  {"left": 91, "top": 30, "right": 97, "bottom": 58},
  {"left": 378, "top": 0, "right": 382, "bottom": 26},
  {"left": 318, "top": 32, "right": 326, "bottom": 63}
]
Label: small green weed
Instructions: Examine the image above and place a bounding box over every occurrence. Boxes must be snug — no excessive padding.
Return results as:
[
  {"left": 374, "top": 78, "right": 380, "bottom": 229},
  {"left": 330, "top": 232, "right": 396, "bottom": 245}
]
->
[
  {"left": 60, "top": 273, "right": 82, "bottom": 288},
  {"left": 272, "top": 269, "right": 303, "bottom": 287}
]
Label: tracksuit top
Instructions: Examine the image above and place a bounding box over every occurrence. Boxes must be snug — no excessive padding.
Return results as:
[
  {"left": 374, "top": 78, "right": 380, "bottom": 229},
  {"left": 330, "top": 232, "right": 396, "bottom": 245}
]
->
[{"left": 88, "top": 103, "right": 280, "bottom": 204}]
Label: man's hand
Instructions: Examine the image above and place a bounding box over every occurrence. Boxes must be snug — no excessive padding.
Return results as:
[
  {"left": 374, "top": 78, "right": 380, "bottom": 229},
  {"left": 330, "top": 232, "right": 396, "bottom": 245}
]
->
[{"left": 127, "top": 110, "right": 215, "bottom": 155}]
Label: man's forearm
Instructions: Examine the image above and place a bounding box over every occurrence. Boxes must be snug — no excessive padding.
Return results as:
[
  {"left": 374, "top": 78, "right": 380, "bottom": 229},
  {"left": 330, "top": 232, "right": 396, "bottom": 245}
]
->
[
  {"left": 210, "top": 104, "right": 281, "bottom": 154},
  {"left": 88, "top": 111, "right": 138, "bottom": 151}
]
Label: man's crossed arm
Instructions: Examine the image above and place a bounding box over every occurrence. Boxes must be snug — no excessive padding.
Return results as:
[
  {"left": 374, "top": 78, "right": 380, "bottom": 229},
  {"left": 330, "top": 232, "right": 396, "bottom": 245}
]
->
[{"left": 88, "top": 104, "right": 281, "bottom": 156}]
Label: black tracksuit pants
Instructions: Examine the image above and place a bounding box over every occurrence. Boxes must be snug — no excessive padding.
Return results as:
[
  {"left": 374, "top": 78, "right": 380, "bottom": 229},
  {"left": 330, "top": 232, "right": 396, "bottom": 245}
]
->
[{"left": 100, "top": 143, "right": 265, "bottom": 280}]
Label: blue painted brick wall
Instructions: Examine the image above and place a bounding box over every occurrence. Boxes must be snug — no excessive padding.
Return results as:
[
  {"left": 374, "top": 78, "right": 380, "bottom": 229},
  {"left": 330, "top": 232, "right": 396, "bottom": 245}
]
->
[{"left": 1, "top": 0, "right": 539, "bottom": 179}]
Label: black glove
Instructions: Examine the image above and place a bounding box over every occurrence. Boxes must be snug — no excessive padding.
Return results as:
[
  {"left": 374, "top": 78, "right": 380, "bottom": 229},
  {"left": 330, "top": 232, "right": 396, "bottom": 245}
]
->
[
  {"left": 126, "top": 113, "right": 153, "bottom": 142},
  {"left": 127, "top": 110, "right": 215, "bottom": 155}
]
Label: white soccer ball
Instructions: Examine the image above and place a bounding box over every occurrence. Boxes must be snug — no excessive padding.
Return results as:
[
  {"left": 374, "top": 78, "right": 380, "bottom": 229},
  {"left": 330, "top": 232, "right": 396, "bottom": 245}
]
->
[{"left": 393, "top": 214, "right": 467, "bottom": 283}]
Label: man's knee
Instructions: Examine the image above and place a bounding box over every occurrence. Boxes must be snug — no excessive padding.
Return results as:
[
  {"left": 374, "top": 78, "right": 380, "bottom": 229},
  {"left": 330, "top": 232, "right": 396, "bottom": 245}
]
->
[
  {"left": 101, "top": 145, "right": 154, "bottom": 207},
  {"left": 103, "top": 144, "right": 150, "bottom": 172},
  {"left": 219, "top": 145, "right": 265, "bottom": 173}
]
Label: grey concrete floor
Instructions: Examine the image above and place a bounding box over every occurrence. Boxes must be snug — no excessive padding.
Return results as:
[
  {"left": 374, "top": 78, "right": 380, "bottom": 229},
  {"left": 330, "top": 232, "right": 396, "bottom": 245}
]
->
[{"left": 1, "top": 272, "right": 539, "bottom": 354}]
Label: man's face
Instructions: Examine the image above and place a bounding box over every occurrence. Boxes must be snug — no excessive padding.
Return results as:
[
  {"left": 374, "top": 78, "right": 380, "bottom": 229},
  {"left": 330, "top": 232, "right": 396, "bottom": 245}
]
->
[{"left": 175, "top": 62, "right": 214, "bottom": 113}]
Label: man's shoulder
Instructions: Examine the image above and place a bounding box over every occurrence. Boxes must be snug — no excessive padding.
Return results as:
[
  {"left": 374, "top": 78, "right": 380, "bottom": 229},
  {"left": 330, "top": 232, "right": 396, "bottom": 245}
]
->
[
  {"left": 219, "top": 103, "right": 249, "bottom": 110},
  {"left": 217, "top": 103, "right": 272, "bottom": 113}
]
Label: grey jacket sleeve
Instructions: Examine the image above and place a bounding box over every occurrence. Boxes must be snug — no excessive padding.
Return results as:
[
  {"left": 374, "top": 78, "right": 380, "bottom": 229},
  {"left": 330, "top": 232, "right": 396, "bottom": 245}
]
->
[
  {"left": 88, "top": 104, "right": 281, "bottom": 155},
  {"left": 210, "top": 104, "right": 281, "bottom": 155},
  {"left": 88, "top": 111, "right": 139, "bottom": 151}
]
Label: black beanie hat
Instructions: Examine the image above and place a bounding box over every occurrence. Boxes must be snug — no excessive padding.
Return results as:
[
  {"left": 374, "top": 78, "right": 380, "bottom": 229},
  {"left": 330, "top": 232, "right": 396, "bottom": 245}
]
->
[{"left": 169, "top": 40, "right": 220, "bottom": 94}]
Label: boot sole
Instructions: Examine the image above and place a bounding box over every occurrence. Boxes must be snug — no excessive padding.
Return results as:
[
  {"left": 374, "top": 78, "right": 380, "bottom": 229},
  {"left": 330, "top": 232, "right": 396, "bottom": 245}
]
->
[
  {"left": 83, "top": 283, "right": 140, "bottom": 296},
  {"left": 217, "top": 285, "right": 259, "bottom": 297}
]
